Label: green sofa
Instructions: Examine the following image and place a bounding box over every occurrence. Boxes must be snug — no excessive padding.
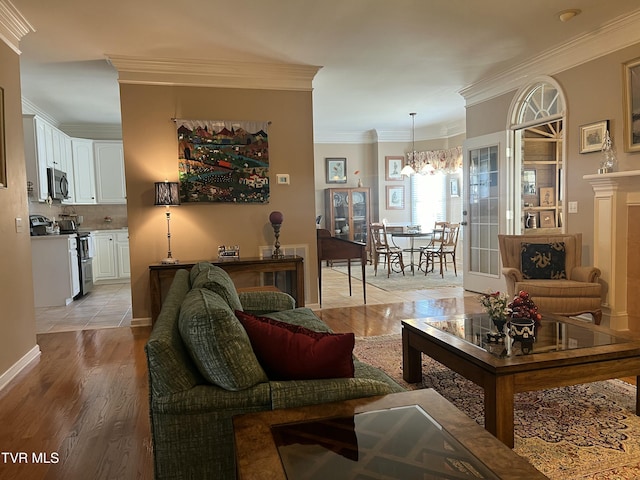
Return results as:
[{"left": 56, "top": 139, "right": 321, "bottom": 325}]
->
[{"left": 145, "top": 262, "right": 404, "bottom": 480}]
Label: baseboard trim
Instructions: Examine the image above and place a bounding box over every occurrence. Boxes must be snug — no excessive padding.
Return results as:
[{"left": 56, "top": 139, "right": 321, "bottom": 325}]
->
[
  {"left": 131, "top": 317, "right": 152, "bottom": 327},
  {"left": 0, "top": 345, "right": 41, "bottom": 392}
]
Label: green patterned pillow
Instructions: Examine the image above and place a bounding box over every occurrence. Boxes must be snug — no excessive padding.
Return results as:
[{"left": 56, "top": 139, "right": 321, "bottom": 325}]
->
[
  {"left": 178, "top": 288, "right": 267, "bottom": 390},
  {"left": 521, "top": 242, "right": 567, "bottom": 280},
  {"left": 191, "top": 264, "right": 243, "bottom": 312}
]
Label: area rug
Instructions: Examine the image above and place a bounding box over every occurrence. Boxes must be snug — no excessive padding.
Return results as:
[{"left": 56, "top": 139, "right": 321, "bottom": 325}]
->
[
  {"left": 331, "top": 261, "right": 463, "bottom": 292},
  {"left": 354, "top": 334, "right": 640, "bottom": 480}
]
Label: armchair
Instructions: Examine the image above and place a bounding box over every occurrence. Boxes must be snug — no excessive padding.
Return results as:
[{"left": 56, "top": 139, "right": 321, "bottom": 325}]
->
[{"left": 498, "top": 233, "right": 602, "bottom": 324}]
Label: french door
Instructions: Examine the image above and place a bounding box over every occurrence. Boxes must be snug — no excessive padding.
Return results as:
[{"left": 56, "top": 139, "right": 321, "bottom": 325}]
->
[{"left": 462, "top": 132, "right": 510, "bottom": 293}]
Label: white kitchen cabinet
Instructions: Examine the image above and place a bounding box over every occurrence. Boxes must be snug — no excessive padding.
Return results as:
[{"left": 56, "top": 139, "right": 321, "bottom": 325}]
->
[
  {"left": 94, "top": 141, "right": 126, "bottom": 204},
  {"left": 31, "top": 234, "right": 80, "bottom": 307},
  {"left": 72, "top": 138, "right": 97, "bottom": 204},
  {"left": 93, "top": 229, "right": 130, "bottom": 283},
  {"left": 23, "top": 115, "right": 53, "bottom": 201},
  {"left": 24, "top": 115, "right": 75, "bottom": 203},
  {"left": 56, "top": 129, "right": 75, "bottom": 204}
]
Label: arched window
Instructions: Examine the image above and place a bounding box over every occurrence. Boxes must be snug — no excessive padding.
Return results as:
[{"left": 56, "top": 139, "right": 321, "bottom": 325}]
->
[{"left": 511, "top": 78, "right": 565, "bottom": 128}]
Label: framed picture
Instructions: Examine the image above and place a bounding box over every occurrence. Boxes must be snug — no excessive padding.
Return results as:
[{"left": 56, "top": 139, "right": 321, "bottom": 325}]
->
[
  {"left": 579, "top": 120, "right": 608, "bottom": 153},
  {"left": 385, "top": 156, "right": 404, "bottom": 181},
  {"left": 450, "top": 178, "right": 459, "bottom": 197},
  {"left": 386, "top": 185, "right": 404, "bottom": 210},
  {"left": 522, "top": 169, "right": 536, "bottom": 195},
  {"left": 539, "top": 187, "right": 555, "bottom": 207},
  {"left": 623, "top": 57, "right": 640, "bottom": 152},
  {"left": 0, "top": 87, "right": 5, "bottom": 188},
  {"left": 326, "top": 157, "right": 347, "bottom": 184},
  {"left": 540, "top": 211, "right": 556, "bottom": 228}
]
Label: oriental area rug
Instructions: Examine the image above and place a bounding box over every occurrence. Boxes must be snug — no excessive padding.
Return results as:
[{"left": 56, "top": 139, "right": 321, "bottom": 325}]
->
[{"left": 353, "top": 334, "right": 640, "bottom": 480}]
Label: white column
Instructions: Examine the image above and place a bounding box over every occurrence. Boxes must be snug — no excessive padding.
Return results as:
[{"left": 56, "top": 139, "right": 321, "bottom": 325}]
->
[{"left": 584, "top": 170, "right": 640, "bottom": 330}]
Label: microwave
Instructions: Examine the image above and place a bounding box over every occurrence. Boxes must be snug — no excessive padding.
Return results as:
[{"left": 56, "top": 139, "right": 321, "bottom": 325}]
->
[{"left": 47, "top": 167, "right": 70, "bottom": 200}]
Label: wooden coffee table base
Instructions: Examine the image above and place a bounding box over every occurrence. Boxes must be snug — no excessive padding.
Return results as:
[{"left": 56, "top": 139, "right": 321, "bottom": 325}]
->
[{"left": 402, "top": 315, "right": 640, "bottom": 448}]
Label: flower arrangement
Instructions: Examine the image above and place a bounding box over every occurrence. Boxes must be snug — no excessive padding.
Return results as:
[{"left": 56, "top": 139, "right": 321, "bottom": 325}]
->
[{"left": 478, "top": 291, "right": 510, "bottom": 322}]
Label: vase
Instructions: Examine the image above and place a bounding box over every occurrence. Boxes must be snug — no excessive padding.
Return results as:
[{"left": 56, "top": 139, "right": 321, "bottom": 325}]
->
[
  {"left": 491, "top": 317, "right": 507, "bottom": 334},
  {"left": 509, "top": 318, "right": 536, "bottom": 354}
]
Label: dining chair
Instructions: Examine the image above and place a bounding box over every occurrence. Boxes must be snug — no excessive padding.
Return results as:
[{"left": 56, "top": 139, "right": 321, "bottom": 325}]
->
[
  {"left": 418, "top": 221, "right": 448, "bottom": 274},
  {"left": 420, "top": 222, "right": 460, "bottom": 277},
  {"left": 369, "top": 222, "right": 405, "bottom": 277}
]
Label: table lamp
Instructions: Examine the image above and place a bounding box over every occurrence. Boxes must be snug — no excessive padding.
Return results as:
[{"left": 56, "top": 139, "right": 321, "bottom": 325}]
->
[
  {"left": 154, "top": 181, "right": 180, "bottom": 264},
  {"left": 269, "top": 211, "right": 284, "bottom": 258}
]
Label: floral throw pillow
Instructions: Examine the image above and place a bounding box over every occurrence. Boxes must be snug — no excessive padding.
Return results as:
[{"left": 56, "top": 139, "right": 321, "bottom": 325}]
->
[{"left": 521, "top": 242, "right": 567, "bottom": 280}]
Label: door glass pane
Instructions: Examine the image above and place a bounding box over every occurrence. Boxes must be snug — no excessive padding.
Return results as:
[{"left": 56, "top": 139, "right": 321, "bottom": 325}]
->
[{"left": 468, "top": 145, "right": 500, "bottom": 276}]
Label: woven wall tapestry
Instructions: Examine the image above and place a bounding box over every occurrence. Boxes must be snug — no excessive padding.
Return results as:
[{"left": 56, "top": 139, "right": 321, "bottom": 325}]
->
[{"left": 175, "top": 119, "right": 269, "bottom": 203}]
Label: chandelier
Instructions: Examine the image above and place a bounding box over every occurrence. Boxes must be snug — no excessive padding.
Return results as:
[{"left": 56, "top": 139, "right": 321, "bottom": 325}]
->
[{"left": 401, "top": 112, "right": 434, "bottom": 175}]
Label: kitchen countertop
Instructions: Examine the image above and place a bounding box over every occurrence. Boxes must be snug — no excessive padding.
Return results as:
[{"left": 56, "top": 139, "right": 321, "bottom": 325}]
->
[{"left": 31, "top": 233, "right": 76, "bottom": 240}]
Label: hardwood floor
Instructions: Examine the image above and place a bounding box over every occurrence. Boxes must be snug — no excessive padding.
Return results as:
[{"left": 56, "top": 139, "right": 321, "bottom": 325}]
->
[{"left": 0, "top": 266, "right": 633, "bottom": 479}]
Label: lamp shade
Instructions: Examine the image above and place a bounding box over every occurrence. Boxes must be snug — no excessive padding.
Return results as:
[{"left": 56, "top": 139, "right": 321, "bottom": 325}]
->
[
  {"left": 154, "top": 182, "right": 180, "bottom": 206},
  {"left": 269, "top": 211, "right": 284, "bottom": 225}
]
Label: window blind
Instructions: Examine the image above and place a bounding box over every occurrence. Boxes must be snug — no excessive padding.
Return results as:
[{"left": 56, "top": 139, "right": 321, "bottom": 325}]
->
[{"left": 411, "top": 173, "right": 446, "bottom": 230}]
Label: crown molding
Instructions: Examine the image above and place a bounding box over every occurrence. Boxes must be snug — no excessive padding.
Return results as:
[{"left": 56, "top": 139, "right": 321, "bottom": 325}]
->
[
  {"left": 314, "top": 119, "right": 467, "bottom": 144},
  {"left": 60, "top": 123, "right": 122, "bottom": 140},
  {"left": 0, "top": 0, "right": 35, "bottom": 54},
  {"left": 460, "top": 8, "right": 640, "bottom": 106},
  {"left": 313, "top": 130, "right": 378, "bottom": 144},
  {"left": 106, "top": 55, "right": 322, "bottom": 92},
  {"left": 21, "top": 97, "right": 59, "bottom": 125}
]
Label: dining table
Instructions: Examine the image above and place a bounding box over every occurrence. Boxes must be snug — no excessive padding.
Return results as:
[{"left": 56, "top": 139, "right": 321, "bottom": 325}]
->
[{"left": 391, "top": 231, "right": 432, "bottom": 275}]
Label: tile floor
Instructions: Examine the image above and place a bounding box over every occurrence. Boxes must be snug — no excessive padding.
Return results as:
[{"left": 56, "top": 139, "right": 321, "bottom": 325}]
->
[{"left": 35, "top": 283, "right": 132, "bottom": 333}]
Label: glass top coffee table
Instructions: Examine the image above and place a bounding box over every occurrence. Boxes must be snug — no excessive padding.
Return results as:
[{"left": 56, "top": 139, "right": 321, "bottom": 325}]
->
[
  {"left": 233, "top": 390, "right": 546, "bottom": 479},
  {"left": 402, "top": 313, "right": 640, "bottom": 448}
]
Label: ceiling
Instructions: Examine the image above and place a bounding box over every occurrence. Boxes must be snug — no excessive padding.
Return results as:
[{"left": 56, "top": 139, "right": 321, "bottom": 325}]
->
[{"left": 10, "top": 0, "right": 640, "bottom": 142}]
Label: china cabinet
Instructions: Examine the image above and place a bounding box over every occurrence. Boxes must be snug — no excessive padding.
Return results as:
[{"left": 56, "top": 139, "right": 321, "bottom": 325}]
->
[
  {"left": 325, "top": 187, "right": 371, "bottom": 246},
  {"left": 521, "top": 120, "right": 563, "bottom": 233}
]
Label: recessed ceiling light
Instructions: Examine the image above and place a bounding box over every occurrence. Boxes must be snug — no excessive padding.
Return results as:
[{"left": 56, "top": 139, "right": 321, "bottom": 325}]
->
[{"left": 558, "top": 9, "right": 581, "bottom": 22}]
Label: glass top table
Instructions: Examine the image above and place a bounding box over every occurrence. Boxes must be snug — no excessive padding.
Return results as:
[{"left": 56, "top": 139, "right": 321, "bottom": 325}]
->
[
  {"left": 401, "top": 313, "right": 640, "bottom": 448},
  {"left": 272, "top": 405, "right": 499, "bottom": 479},
  {"left": 233, "top": 390, "right": 547, "bottom": 479},
  {"left": 424, "top": 313, "right": 628, "bottom": 357}
]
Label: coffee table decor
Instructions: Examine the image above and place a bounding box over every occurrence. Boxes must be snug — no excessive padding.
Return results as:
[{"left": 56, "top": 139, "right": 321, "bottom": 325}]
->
[{"left": 478, "top": 291, "right": 510, "bottom": 339}]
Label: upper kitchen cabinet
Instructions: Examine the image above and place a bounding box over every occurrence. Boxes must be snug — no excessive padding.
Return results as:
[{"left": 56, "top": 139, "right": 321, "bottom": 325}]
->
[
  {"left": 24, "top": 115, "right": 74, "bottom": 203},
  {"left": 94, "top": 141, "right": 127, "bottom": 204},
  {"left": 72, "top": 138, "right": 97, "bottom": 204}
]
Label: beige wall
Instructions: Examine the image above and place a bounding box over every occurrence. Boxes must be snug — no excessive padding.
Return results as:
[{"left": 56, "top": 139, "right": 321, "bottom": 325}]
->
[
  {"left": 0, "top": 41, "right": 38, "bottom": 377},
  {"left": 119, "top": 84, "right": 318, "bottom": 318},
  {"left": 465, "top": 41, "right": 640, "bottom": 264}
]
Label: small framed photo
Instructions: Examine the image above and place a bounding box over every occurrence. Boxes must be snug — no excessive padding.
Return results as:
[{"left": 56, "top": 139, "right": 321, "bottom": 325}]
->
[
  {"left": 522, "top": 169, "right": 536, "bottom": 195},
  {"left": 540, "top": 211, "right": 556, "bottom": 228},
  {"left": 623, "top": 57, "right": 640, "bottom": 152},
  {"left": 450, "top": 178, "right": 459, "bottom": 197},
  {"left": 386, "top": 185, "right": 404, "bottom": 210},
  {"left": 579, "top": 120, "right": 608, "bottom": 153},
  {"left": 326, "top": 157, "right": 347, "bottom": 184},
  {"left": 539, "top": 187, "right": 555, "bottom": 207},
  {"left": 385, "top": 156, "right": 404, "bottom": 181}
]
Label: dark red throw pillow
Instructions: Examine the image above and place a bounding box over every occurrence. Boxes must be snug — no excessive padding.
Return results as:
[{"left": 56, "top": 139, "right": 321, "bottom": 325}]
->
[{"left": 234, "top": 310, "right": 355, "bottom": 380}]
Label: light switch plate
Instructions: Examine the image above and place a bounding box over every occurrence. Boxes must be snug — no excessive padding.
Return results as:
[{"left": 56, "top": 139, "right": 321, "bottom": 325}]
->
[
  {"left": 276, "top": 174, "right": 290, "bottom": 185},
  {"left": 568, "top": 201, "right": 578, "bottom": 213},
  {"left": 15, "top": 217, "right": 23, "bottom": 233}
]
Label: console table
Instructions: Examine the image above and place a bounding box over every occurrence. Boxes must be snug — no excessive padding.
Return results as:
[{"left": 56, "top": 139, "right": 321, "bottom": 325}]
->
[{"left": 149, "top": 256, "right": 304, "bottom": 324}]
